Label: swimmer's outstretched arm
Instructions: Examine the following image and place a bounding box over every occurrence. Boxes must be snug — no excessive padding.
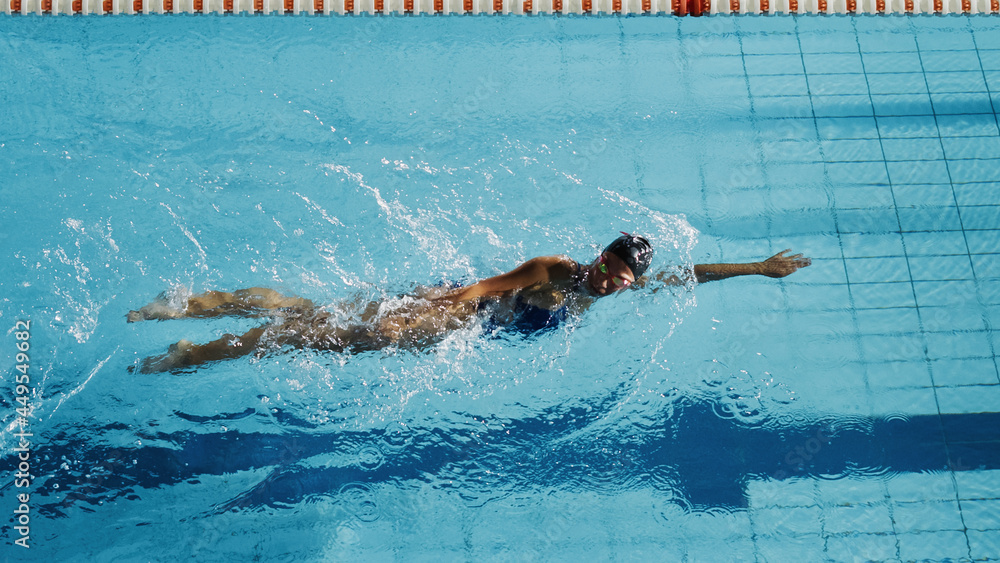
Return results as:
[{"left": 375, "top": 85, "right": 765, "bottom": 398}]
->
[
  {"left": 434, "top": 255, "right": 576, "bottom": 303},
  {"left": 656, "top": 249, "right": 811, "bottom": 286}
]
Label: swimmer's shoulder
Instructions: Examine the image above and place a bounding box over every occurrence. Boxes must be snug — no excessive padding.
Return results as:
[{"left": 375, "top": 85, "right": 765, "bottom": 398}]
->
[{"left": 530, "top": 254, "right": 579, "bottom": 281}]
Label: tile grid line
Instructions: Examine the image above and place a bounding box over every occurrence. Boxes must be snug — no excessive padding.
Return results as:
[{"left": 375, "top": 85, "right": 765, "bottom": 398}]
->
[
  {"left": 705, "top": 179, "right": 1000, "bottom": 194},
  {"left": 734, "top": 23, "right": 764, "bottom": 563},
  {"left": 809, "top": 19, "right": 869, "bottom": 416},
  {"left": 853, "top": 19, "right": 916, "bottom": 560},
  {"left": 914, "top": 22, "right": 976, "bottom": 560},
  {"left": 755, "top": 44, "right": 785, "bottom": 317},
  {"left": 911, "top": 32, "right": 984, "bottom": 325},
  {"left": 844, "top": 22, "right": 916, "bottom": 408},
  {"left": 791, "top": 20, "right": 834, "bottom": 559},
  {"left": 878, "top": 35, "right": 942, "bottom": 408},
  {"left": 956, "top": 23, "right": 1000, "bottom": 556},
  {"left": 970, "top": 20, "right": 1000, "bottom": 388}
]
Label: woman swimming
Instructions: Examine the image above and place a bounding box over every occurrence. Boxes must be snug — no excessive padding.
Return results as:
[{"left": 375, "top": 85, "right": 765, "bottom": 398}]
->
[{"left": 129, "top": 233, "right": 810, "bottom": 373}]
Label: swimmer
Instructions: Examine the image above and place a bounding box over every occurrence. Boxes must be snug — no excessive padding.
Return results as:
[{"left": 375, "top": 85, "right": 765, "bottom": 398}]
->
[{"left": 129, "top": 233, "right": 810, "bottom": 373}]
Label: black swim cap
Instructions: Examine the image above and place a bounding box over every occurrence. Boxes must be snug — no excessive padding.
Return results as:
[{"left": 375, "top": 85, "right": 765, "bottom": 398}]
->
[{"left": 603, "top": 232, "right": 654, "bottom": 279}]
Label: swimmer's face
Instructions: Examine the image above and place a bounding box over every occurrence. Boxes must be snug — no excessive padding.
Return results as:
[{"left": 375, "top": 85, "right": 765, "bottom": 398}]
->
[{"left": 588, "top": 252, "right": 635, "bottom": 297}]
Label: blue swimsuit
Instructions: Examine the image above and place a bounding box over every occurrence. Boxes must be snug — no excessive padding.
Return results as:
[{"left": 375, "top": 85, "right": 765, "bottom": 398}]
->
[
  {"left": 504, "top": 295, "right": 569, "bottom": 333},
  {"left": 475, "top": 260, "right": 584, "bottom": 335}
]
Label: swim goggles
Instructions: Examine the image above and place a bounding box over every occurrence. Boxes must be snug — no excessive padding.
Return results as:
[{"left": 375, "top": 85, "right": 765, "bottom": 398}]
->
[{"left": 598, "top": 255, "right": 631, "bottom": 289}]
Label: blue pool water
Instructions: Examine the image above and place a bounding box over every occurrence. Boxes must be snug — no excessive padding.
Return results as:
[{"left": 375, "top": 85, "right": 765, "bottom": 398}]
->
[{"left": 2, "top": 13, "right": 999, "bottom": 562}]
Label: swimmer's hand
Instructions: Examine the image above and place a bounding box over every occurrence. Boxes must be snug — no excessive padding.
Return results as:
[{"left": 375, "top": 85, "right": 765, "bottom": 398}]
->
[
  {"left": 691, "top": 249, "right": 812, "bottom": 283},
  {"left": 759, "top": 249, "right": 811, "bottom": 278}
]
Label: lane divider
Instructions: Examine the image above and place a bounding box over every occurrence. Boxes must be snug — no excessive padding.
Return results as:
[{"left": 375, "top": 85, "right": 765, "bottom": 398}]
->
[{"left": 2, "top": 0, "right": 997, "bottom": 13}]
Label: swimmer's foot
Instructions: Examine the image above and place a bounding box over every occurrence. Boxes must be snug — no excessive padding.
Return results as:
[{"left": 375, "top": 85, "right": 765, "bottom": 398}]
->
[
  {"left": 127, "top": 288, "right": 190, "bottom": 322},
  {"left": 128, "top": 303, "right": 183, "bottom": 322},
  {"left": 138, "top": 340, "right": 195, "bottom": 373}
]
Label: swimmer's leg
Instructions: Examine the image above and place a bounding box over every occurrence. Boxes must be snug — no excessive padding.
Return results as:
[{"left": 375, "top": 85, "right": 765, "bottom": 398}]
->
[
  {"left": 128, "top": 287, "right": 315, "bottom": 322},
  {"left": 137, "top": 326, "right": 267, "bottom": 373},
  {"left": 373, "top": 299, "right": 480, "bottom": 348},
  {"left": 186, "top": 288, "right": 315, "bottom": 318}
]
